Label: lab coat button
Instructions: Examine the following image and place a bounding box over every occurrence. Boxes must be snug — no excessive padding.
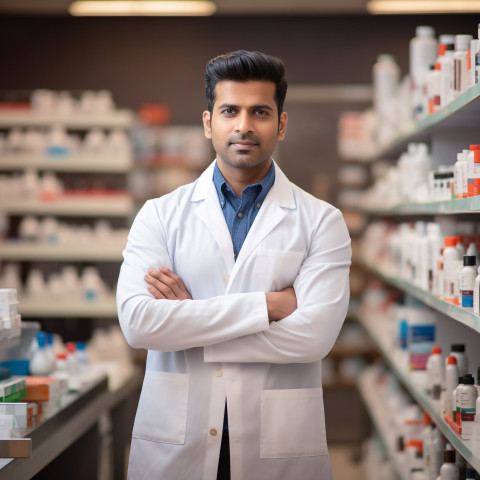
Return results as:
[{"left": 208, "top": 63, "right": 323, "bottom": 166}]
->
[
  {"left": 223, "top": 275, "right": 230, "bottom": 283},
  {"left": 210, "top": 428, "right": 218, "bottom": 436},
  {"left": 215, "top": 370, "right": 223, "bottom": 378}
]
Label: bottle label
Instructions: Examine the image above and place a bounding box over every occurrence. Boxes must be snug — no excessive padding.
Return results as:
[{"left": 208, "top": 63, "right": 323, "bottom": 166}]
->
[{"left": 462, "top": 290, "right": 474, "bottom": 307}]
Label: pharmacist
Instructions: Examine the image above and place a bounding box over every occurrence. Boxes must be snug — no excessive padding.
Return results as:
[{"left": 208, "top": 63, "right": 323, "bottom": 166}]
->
[{"left": 117, "top": 50, "right": 351, "bottom": 480}]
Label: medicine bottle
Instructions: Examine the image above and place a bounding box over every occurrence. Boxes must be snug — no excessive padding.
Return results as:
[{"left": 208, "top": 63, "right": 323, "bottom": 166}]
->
[
  {"left": 443, "top": 237, "right": 462, "bottom": 303},
  {"left": 439, "top": 448, "right": 459, "bottom": 479},
  {"left": 473, "top": 266, "right": 480, "bottom": 315},
  {"left": 426, "top": 346, "right": 443, "bottom": 399},
  {"left": 461, "top": 255, "right": 477, "bottom": 307},
  {"left": 445, "top": 355, "right": 459, "bottom": 415},
  {"left": 453, "top": 35, "right": 473, "bottom": 97}
]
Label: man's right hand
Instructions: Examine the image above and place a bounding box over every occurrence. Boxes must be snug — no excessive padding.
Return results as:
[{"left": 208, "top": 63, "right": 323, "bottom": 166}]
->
[{"left": 265, "top": 287, "right": 297, "bottom": 323}]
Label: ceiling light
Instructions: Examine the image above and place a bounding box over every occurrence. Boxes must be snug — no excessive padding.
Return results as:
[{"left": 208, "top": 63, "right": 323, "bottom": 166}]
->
[
  {"left": 367, "top": 0, "right": 480, "bottom": 14},
  {"left": 69, "top": 1, "right": 217, "bottom": 16}
]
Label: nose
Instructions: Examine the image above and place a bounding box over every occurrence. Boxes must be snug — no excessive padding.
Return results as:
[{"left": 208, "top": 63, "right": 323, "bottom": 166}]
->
[{"left": 234, "top": 111, "right": 253, "bottom": 134}]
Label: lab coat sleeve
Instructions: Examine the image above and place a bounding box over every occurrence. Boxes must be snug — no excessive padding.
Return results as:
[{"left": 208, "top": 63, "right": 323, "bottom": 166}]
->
[
  {"left": 116, "top": 200, "right": 270, "bottom": 352},
  {"left": 203, "top": 208, "right": 351, "bottom": 364}
]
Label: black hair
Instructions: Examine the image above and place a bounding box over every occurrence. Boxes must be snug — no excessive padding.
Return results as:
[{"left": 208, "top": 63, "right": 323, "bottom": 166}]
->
[{"left": 205, "top": 50, "right": 288, "bottom": 121}]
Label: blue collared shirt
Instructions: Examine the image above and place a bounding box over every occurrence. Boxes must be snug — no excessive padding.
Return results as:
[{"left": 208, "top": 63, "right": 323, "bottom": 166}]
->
[{"left": 213, "top": 161, "right": 275, "bottom": 261}]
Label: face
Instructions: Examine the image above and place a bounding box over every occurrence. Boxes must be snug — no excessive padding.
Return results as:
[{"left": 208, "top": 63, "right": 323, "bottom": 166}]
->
[{"left": 202, "top": 80, "right": 287, "bottom": 176}]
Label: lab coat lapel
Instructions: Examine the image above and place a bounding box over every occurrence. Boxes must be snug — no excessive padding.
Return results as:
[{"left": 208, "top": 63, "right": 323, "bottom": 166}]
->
[
  {"left": 192, "top": 162, "right": 235, "bottom": 272},
  {"left": 230, "top": 162, "right": 297, "bottom": 284}
]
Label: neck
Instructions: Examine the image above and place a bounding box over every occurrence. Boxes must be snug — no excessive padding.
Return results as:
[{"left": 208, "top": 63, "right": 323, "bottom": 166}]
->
[{"left": 217, "top": 159, "right": 272, "bottom": 197}]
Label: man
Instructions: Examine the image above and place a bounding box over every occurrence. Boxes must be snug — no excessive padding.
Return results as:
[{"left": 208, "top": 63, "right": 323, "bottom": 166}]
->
[{"left": 117, "top": 50, "right": 351, "bottom": 480}]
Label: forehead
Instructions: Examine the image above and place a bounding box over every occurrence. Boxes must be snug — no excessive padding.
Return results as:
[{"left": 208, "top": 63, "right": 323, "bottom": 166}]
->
[{"left": 213, "top": 80, "right": 276, "bottom": 107}]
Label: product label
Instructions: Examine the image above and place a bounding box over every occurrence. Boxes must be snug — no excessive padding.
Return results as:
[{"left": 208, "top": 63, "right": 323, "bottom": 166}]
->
[
  {"left": 462, "top": 290, "right": 474, "bottom": 307},
  {"left": 409, "top": 325, "right": 435, "bottom": 370},
  {"left": 474, "top": 280, "right": 480, "bottom": 315}
]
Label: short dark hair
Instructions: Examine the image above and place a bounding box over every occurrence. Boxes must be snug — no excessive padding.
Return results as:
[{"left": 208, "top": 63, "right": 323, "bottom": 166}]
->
[{"left": 205, "top": 50, "right": 288, "bottom": 120}]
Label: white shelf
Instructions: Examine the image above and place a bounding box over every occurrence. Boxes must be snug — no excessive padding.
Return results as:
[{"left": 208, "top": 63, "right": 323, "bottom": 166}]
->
[
  {"left": 358, "top": 369, "right": 407, "bottom": 480},
  {"left": 367, "top": 82, "right": 480, "bottom": 161},
  {"left": 360, "top": 196, "right": 480, "bottom": 216},
  {"left": 0, "top": 110, "right": 133, "bottom": 129},
  {"left": 0, "top": 196, "right": 133, "bottom": 217},
  {"left": 0, "top": 242, "right": 124, "bottom": 262},
  {"left": 362, "top": 261, "right": 480, "bottom": 333},
  {"left": 18, "top": 297, "right": 118, "bottom": 318},
  {"left": 358, "top": 312, "right": 480, "bottom": 472},
  {"left": 0, "top": 154, "right": 132, "bottom": 173}
]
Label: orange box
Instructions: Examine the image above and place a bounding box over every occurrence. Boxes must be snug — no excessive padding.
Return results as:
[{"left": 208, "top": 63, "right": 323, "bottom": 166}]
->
[{"left": 25, "top": 376, "right": 58, "bottom": 402}]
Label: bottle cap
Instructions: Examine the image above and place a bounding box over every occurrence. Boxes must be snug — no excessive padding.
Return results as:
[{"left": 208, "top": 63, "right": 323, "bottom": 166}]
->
[
  {"left": 439, "top": 34, "right": 455, "bottom": 45},
  {"left": 470, "top": 145, "right": 480, "bottom": 151},
  {"left": 66, "top": 341, "right": 77, "bottom": 353},
  {"left": 377, "top": 54, "right": 395, "bottom": 63},
  {"left": 416, "top": 25, "right": 435, "bottom": 37},
  {"left": 36, "top": 331, "right": 46, "bottom": 349},
  {"left": 447, "top": 355, "right": 458, "bottom": 365},
  {"left": 463, "top": 374, "right": 475, "bottom": 384},
  {"left": 431, "top": 346, "right": 442, "bottom": 354},
  {"left": 464, "top": 255, "right": 477, "bottom": 266},
  {"left": 56, "top": 352, "right": 67, "bottom": 360},
  {"left": 444, "top": 236, "right": 457, "bottom": 247},
  {"left": 455, "top": 34, "right": 473, "bottom": 51},
  {"left": 451, "top": 344, "right": 465, "bottom": 353},
  {"left": 443, "top": 449, "right": 456, "bottom": 463}
]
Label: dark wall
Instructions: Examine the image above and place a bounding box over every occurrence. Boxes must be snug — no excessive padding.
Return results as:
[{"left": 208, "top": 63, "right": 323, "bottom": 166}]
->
[{"left": 0, "top": 14, "right": 478, "bottom": 123}]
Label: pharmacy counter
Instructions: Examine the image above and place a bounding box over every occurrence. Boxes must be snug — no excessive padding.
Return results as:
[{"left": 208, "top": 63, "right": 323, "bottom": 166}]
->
[{"left": 0, "top": 369, "right": 142, "bottom": 480}]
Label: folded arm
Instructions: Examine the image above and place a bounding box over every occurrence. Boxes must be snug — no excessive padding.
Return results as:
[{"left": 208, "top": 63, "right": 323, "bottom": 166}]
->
[{"left": 203, "top": 208, "right": 351, "bottom": 364}]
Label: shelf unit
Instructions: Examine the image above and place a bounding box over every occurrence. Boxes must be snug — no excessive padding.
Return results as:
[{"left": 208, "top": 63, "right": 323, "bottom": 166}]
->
[
  {"left": 0, "top": 99, "right": 133, "bottom": 321},
  {"left": 340, "top": 80, "right": 480, "bottom": 473},
  {"left": 358, "top": 310, "right": 480, "bottom": 472}
]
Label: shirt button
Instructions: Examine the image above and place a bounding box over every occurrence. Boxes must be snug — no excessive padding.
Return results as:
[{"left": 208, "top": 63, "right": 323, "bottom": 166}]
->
[
  {"left": 210, "top": 428, "right": 218, "bottom": 436},
  {"left": 257, "top": 203, "right": 261, "bottom": 208},
  {"left": 237, "top": 212, "right": 244, "bottom": 218},
  {"left": 215, "top": 370, "right": 223, "bottom": 378}
]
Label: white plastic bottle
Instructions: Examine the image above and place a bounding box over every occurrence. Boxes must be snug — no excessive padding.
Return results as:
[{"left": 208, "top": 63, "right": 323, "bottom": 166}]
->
[
  {"left": 454, "top": 152, "right": 464, "bottom": 199},
  {"left": 468, "top": 145, "right": 480, "bottom": 197},
  {"left": 450, "top": 344, "right": 468, "bottom": 378},
  {"left": 443, "top": 237, "right": 462, "bottom": 303},
  {"left": 474, "top": 266, "right": 480, "bottom": 315},
  {"left": 466, "top": 242, "right": 479, "bottom": 267},
  {"left": 373, "top": 54, "right": 400, "bottom": 120},
  {"left": 461, "top": 255, "right": 477, "bottom": 308},
  {"left": 459, "top": 374, "right": 477, "bottom": 434},
  {"left": 427, "top": 223, "right": 443, "bottom": 294},
  {"left": 453, "top": 35, "right": 473, "bottom": 97},
  {"left": 440, "top": 448, "right": 459, "bottom": 479},
  {"left": 429, "top": 426, "right": 446, "bottom": 480},
  {"left": 410, "top": 26, "right": 438, "bottom": 118},
  {"left": 440, "top": 36, "right": 456, "bottom": 107},
  {"left": 474, "top": 368, "right": 480, "bottom": 453},
  {"left": 426, "top": 346, "right": 443, "bottom": 400},
  {"left": 470, "top": 38, "right": 479, "bottom": 88},
  {"left": 445, "top": 355, "right": 459, "bottom": 415},
  {"left": 30, "top": 331, "right": 55, "bottom": 376}
]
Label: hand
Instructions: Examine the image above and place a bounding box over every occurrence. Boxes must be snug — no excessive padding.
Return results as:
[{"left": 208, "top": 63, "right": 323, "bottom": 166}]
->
[
  {"left": 265, "top": 287, "right": 297, "bottom": 323},
  {"left": 144, "top": 266, "right": 192, "bottom": 300}
]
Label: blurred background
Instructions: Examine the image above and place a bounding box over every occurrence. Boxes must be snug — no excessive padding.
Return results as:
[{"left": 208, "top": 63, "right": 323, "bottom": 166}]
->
[{"left": 1, "top": 2, "right": 480, "bottom": 479}]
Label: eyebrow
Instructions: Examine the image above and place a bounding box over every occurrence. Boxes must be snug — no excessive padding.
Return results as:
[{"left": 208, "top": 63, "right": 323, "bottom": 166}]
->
[{"left": 216, "top": 103, "right": 274, "bottom": 112}]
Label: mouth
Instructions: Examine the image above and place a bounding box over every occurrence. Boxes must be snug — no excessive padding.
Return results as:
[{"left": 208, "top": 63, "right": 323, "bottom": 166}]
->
[{"left": 230, "top": 141, "right": 258, "bottom": 149}]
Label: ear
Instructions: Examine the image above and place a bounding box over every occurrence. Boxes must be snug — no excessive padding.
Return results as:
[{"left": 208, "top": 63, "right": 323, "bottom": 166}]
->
[
  {"left": 277, "top": 112, "right": 288, "bottom": 141},
  {"left": 202, "top": 110, "right": 212, "bottom": 139}
]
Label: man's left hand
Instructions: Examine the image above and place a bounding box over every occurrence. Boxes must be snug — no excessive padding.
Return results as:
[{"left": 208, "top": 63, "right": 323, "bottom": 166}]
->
[{"left": 144, "top": 266, "right": 192, "bottom": 300}]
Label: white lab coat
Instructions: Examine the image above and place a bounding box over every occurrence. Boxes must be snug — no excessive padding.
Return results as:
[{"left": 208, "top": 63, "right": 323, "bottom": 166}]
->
[{"left": 117, "top": 160, "right": 351, "bottom": 480}]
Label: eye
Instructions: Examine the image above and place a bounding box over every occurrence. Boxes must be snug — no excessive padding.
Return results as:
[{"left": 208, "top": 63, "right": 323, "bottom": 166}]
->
[
  {"left": 221, "top": 108, "right": 237, "bottom": 116},
  {"left": 253, "top": 109, "right": 269, "bottom": 117}
]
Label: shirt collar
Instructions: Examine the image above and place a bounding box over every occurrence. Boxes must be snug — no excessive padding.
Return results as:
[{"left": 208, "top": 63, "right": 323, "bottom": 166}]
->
[{"left": 213, "top": 160, "right": 275, "bottom": 208}]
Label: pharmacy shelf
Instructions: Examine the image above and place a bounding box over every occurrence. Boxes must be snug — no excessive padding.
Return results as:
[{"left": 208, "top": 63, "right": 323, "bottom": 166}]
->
[
  {"left": 0, "top": 154, "right": 132, "bottom": 173},
  {"left": 0, "top": 110, "right": 133, "bottom": 129},
  {"left": 1, "top": 196, "right": 133, "bottom": 217},
  {"left": 359, "top": 312, "right": 480, "bottom": 472},
  {"left": 358, "top": 370, "right": 406, "bottom": 480},
  {"left": 361, "top": 261, "right": 480, "bottom": 333},
  {"left": 360, "top": 196, "right": 480, "bottom": 216},
  {"left": 370, "top": 82, "right": 480, "bottom": 160},
  {"left": 0, "top": 242, "right": 124, "bottom": 262},
  {"left": 19, "top": 297, "right": 118, "bottom": 318}
]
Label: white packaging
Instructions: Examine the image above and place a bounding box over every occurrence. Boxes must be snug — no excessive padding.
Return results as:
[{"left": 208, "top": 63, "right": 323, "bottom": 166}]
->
[
  {"left": 461, "top": 256, "right": 477, "bottom": 308},
  {"left": 448, "top": 344, "right": 468, "bottom": 378},
  {"left": 440, "top": 47, "right": 455, "bottom": 107},
  {"left": 445, "top": 356, "right": 459, "bottom": 415},
  {"left": 426, "top": 347, "right": 443, "bottom": 400},
  {"left": 443, "top": 238, "right": 462, "bottom": 302},
  {"left": 453, "top": 35, "right": 473, "bottom": 97},
  {"left": 473, "top": 266, "right": 480, "bottom": 315},
  {"left": 470, "top": 40, "right": 479, "bottom": 87},
  {"left": 373, "top": 54, "right": 400, "bottom": 120},
  {"left": 454, "top": 153, "right": 464, "bottom": 199}
]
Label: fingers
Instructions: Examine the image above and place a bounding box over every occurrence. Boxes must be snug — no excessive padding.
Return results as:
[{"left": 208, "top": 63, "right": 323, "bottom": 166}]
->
[{"left": 144, "top": 266, "right": 192, "bottom": 300}]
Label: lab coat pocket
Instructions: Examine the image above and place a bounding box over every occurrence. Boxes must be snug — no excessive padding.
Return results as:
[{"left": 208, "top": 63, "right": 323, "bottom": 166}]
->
[
  {"left": 254, "top": 250, "right": 304, "bottom": 291},
  {"left": 260, "top": 388, "right": 327, "bottom": 458},
  {"left": 132, "top": 370, "right": 189, "bottom": 445}
]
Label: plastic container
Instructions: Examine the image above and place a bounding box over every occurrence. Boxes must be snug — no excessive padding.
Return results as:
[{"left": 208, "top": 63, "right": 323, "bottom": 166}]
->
[
  {"left": 453, "top": 35, "right": 473, "bottom": 97},
  {"left": 445, "top": 355, "right": 459, "bottom": 415},
  {"left": 449, "top": 344, "right": 468, "bottom": 378},
  {"left": 461, "top": 255, "right": 477, "bottom": 307},
  {"left": 29, "top": 331, "right": 55, "bottom": 376},
  {"left": 373, "top": 54, "right": 400, "bottom": 120},
  {"left": 439, "top": 448, "right": 459, "bottom": 479},
  {"left": 426, "top": 346, "right": 443, "bottom": 400},
  {"left": 443, "top": 237, "right": 462, "bottom": 303},
  {"left": 474, "top": 266, "right": 480, "bottom": 315}
]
